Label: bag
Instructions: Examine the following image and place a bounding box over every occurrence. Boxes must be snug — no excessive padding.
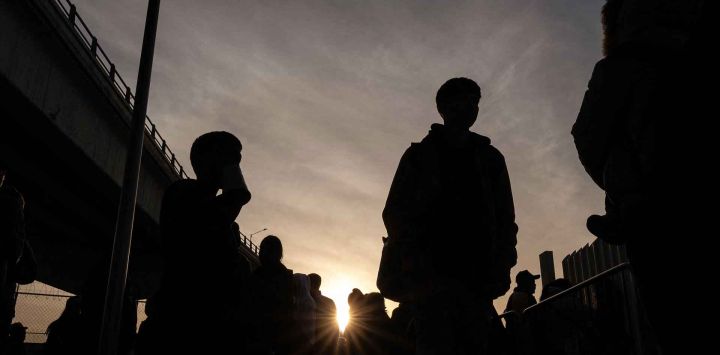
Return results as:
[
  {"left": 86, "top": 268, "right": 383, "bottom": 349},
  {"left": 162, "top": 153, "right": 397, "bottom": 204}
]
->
[
  {"left": 12, "top": 240, "right": 37, "bottom": 285},
  {"left": 377, "top": 237, "right": 405, "bottom": 302},
  {"left": 376, "top": 237, "right": 432, "bottom": 303}
]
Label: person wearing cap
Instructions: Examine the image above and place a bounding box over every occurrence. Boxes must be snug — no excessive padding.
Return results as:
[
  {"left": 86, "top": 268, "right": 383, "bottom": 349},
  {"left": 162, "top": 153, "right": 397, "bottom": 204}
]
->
[{"left": 504, "top": 270, "right": 540, "bottom": 315}]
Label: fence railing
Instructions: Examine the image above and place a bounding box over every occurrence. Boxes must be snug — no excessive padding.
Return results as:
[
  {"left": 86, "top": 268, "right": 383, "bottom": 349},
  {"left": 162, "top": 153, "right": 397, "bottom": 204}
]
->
[
  {"left": 238, "top": 232, "right": 260, "bottom": 256},
  {"left": 13, "top": 291, "right": 149, "bottom": 344},
  {"left": 13, "top": 291, "right": 72, "bottom": 344},
  {"left": 34, "top": 0, "right": 262, "bottom": 258},
  {"left": 562, "top": 239, "right": 628, "bottom": 285},
  {"left": 45, "top": 0, "right": 189, "bottom": 179},
  {"left": 500, "top": 263, "right": 656, "bottom": 355}
]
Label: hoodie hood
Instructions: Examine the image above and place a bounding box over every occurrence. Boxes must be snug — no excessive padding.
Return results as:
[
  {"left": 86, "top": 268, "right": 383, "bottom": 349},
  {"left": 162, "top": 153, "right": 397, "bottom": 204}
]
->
[{"left": 422, "top": 123, "right": 491, "bottom": 147}]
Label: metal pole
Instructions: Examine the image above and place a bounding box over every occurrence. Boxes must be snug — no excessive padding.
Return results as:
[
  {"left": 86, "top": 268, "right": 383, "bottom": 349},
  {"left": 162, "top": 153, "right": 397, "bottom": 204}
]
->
[{"left": 98, "top": 1, "right": 160, "bottom": 354}]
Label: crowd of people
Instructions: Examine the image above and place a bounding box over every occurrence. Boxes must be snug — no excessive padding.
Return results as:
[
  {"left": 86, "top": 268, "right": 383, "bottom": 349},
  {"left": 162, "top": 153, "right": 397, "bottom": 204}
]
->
[{"left": 1, "top": 0, "right": 714, "bottom": 353}]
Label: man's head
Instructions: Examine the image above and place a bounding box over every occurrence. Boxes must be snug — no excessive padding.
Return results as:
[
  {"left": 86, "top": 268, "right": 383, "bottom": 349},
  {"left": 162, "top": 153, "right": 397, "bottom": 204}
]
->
[
  {"left": 364, "top": 292, "right": 386, "bottom": 314},
  {"left": 64, "top": 296, "right": 82, "bottom": 315},
  {"left": 308, "top": 273, "right": 322, "bottom": 291},
  {"left": 348, "top": 288, "right": 365, "bottom": 309},
  {"left": 516, "top": 270, "right": 540, "bottom": 294},
  {"left": 259, "top": 235, "right": 283, "bottom": 266},
  {"left": 190, "top": 131, "right": 242, "bottom": 186},
  {"left": 540, "top": 278, "right": 572, "bottom": 301},
  {"left": 436, "top": 77, "right": 481, "bottom": 130},
  {"left": 9, "top": 323, "right": 27, "bottom": 343}
]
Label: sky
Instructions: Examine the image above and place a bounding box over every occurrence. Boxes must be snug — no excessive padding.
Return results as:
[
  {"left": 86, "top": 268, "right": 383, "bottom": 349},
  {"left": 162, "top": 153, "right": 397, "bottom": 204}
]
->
[{"left": 68, "top": 0, "right": 607, "bottom": 316}]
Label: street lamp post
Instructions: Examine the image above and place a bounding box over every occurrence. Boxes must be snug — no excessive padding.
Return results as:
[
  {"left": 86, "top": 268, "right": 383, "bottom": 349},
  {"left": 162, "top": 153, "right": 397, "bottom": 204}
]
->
[
  {"left": 249, "top": 228, "right": 268, "bottom": 243},
  {"left": 99, "top": 1, "right": 160, "bottom": 354}
]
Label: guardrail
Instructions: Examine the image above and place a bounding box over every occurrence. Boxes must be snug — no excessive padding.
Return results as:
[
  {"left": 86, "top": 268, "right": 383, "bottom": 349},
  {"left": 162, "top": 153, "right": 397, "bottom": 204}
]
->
[
  {"left": 499, "top": 263, "right": 651, "bottom": 355},
  {"left": 47, "top": 0, "right": 189, "bottom": 179},
  {"left": 34, "top": 0, "right": 261, "bottom": 256},
  {"left": 239, "top": 232, "right": 260, "bottom": 256}
]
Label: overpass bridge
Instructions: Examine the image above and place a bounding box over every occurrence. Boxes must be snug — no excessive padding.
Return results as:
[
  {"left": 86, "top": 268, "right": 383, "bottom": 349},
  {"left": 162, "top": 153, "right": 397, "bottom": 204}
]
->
[{"left": 0, "top": 0, "right": 259, "bottom": 298}]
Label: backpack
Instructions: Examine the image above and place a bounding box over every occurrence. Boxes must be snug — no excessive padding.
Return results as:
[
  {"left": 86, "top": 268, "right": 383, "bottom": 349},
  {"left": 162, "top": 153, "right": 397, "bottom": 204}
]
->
[{"left": 378, "top": 139, "right": 512, "bottom": 302}]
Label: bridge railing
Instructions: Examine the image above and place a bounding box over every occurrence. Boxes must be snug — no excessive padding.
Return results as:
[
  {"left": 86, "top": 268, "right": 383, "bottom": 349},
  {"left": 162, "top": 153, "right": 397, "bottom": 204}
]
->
[
  {"left": 238, "top": 232, "right": 260, "bottom": 256},
  {"left": 48, "top": 0, "right": 189, "bottom": 179},
  {"left": 35, "top": 0, "right": 260, "bottom": 256}
]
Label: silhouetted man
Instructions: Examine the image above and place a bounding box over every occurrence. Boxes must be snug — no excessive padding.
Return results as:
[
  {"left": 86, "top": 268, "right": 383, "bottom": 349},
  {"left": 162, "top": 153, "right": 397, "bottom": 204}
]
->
[
  {"left": 344, "top": 290, "right": 399, "bottom": 355},
  {"left": 309, "top": 273, "right": 339, "bottom": 355},
  {"left": 0, "top": 163, "right": 25, "bottom": 351},
  {"left": 504, "top": 270, "right": 539, "bottom": 314},
  {"left": 45, "top": 296, "right": 83, "bottom": 355},
  {"left": 155, "top": 131, "right": 252, "bottom": 354},
  {"left": 381, "top": 77, "right": 518, "bottom": 354},
  {"left": 6, "top": 323, "right": 26, "bottom": 355},
  {"left": 572, "top": 1, "right": 713, "bottom": 352},
  {"left": 80, "top": 261, "right": 136, "bottom": 355}
]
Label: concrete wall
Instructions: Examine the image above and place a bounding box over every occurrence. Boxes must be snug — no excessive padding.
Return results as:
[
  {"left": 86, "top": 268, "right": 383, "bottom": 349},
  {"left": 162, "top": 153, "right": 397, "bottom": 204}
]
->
[{"left": 0, "top": 0, "right": 176, "bottom": 221}]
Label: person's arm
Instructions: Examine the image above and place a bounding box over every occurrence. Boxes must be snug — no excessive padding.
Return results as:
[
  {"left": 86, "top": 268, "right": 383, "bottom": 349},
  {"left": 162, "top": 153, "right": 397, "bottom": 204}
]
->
[
  {"left": 488, "top": 148, "right": 518, "bottom": 299},
  {"left": 504, "top": 293, "right": 515, "bottom": 314},
  {"left": 572, "top": 58, "right": 632, "bottom": 189},
  {"left": 382, "top": 147, "right": 420, "bottom": 240}
]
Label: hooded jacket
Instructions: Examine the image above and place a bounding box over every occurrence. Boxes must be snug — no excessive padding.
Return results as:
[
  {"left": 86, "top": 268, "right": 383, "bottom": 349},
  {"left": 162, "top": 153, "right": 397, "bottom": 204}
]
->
[{"left": 382, "top": 124, "right": 518, "bottom": 299}]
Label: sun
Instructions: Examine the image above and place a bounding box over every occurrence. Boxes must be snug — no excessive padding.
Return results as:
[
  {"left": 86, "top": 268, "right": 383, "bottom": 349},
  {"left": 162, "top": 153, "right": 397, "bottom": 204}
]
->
[
  {"left": 323, "top": 278, "right": 352, "bottom": 333},
  {"left": 336, "top": 302, "right": 350, "bottom": 333}
]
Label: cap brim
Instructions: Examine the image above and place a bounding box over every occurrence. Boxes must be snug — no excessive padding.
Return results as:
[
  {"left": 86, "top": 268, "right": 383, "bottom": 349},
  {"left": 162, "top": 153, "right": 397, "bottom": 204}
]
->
[{"left": 532, "top": 275, "right": 541, "bottom": 279}]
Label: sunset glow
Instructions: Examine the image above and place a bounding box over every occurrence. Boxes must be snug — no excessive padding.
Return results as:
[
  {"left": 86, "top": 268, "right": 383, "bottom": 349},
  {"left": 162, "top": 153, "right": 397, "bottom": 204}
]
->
[
  {"left": 324, "top": 279, "right": 353, "bottom": 333},
  {"left": 336, "top": 303, "right": 350, "bottom": 333},
  {"left": 60, "top": 0, "right": 612, "bottom": 330}
]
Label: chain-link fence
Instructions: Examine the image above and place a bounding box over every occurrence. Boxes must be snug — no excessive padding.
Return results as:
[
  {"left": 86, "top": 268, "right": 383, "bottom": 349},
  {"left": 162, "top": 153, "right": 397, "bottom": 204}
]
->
[
  {"left": 12, "top": 285, "right": 71, "bottom": 344},
  {"left": 12, "top": 283, "right": 147, "bottom": 344}
]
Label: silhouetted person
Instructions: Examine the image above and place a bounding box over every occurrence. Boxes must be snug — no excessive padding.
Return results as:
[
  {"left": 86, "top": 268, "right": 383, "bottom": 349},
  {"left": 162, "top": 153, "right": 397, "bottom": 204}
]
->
[
  {"left": 5, "top": 323, "right": 26, "bottom": 355},
  {"left": 308, "top": 273, "right": 339, "bottom": 355},
  {"left": 390, "top": 303, "right": 415, "bottom": 355},
  {"left": 154, "top": 131, "right": 252, "bottom": 354},
  {"left": 504, "top": 270, "right": 539, "bottom": 314},
  {"left": 379, "top": 77, "right": 518, "bottom": 354},
  {"left": 0, "top": 163, "right": 25, "bottom": 351},
  {"left": 539, "top": 278, "right": 572, "bottom": 302},
  {"left": 134, "top": 297, "right": 160, "bottom": 355},
  {"left": 366, "top": 293, "right": 403, "bottom": 355},
  {"left": 502, "top": 270, "right": 539, "bottom": 347},
  {"left": 573, "top": 0, "right": 665, "bottom": 244},
  {"left": 45, "top": 296, "right": 83, "bottom": 355},
  {"left": 526, "top": 280, "right": 592, "bottom": 355},
  {"left": 572, "top": 1, "right": 712, "bottom": 352},
  {"left": 291, "top": 273, "right": 316, "bottom": 355},
  {"left": 343, "top": 288, "right": 365, "bottom": 355},
  {"left": 249, "top": 235, "right": 294, "bottom": 355},
  {"left": 79, "top": 261, "right": 136, "bottom": 355},
  {"left": 345, "top": 291, "right": 399, "bottom": 355}
]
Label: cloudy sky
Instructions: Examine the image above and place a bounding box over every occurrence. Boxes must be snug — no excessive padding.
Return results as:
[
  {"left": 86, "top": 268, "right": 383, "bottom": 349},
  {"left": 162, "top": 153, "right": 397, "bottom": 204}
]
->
[{"left": 70, "top": 0, "right": 607, "bottom": 313}]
